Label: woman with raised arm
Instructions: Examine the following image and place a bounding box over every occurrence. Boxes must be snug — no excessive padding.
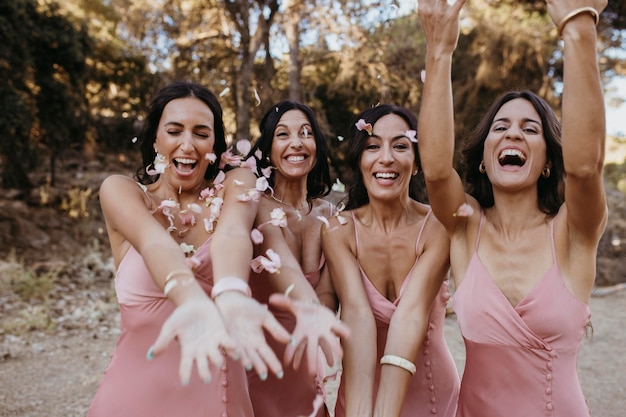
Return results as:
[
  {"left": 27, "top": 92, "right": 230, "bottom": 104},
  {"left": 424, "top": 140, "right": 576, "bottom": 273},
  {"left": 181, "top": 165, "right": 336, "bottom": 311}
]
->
[
  {"left": 322, "top": 104, "right": 460, "bottom": 417},
  {"left": 246, "top": 100, "right": 349, "bottom": 417},
  {"left": 88, "top": 81, "right": 291, "bottom": 417},
  {"left": 417, "top": 0, "right": 607, "bottom": 416}
]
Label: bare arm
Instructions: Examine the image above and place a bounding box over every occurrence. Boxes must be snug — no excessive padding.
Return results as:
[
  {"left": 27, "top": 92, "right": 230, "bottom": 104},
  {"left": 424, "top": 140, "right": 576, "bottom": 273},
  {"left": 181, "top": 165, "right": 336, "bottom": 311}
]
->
[
  {"left": 210, "top": 167, "right": 291, "bottom": 379},
  {"left": 322, "top": 215, "right": 376, "bottom": 417},
  {"left": 373, "top": 217, "right": 451, "bottom": 417},
  {"left": 547, "top": 0, "right": 608, "bottom": 238},
  {"left": 417, "top": 0, "right": 473, "bottom": 235}
]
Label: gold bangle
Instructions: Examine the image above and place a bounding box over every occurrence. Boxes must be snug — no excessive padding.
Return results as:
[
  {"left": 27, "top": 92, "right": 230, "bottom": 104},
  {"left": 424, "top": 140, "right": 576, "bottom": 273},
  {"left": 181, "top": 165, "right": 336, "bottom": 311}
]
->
[
  {"left": 380, "top": 354, "right": 416, "bottom": 376},
  {"left": 557, "top": 7, "right": 599, "bottom": 39},
  {"left": 163, "top": 269, "right": 194, "bottom": 296}
]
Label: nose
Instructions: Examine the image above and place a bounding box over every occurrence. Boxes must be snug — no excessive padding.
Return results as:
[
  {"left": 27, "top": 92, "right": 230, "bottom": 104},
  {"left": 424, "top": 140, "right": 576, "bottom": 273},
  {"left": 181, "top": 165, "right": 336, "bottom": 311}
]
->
[
  {"left": 505, "top": 125, "right": 523, "bottom": 141},
  {"left": 379, "top": 143, "right": 394, "bottom": 163},
  {"left": 289, "top": 135, "right": 303, "bottom": 149},
  {"left": 179, "top": 131, "right": 194, "bottom": 151}
]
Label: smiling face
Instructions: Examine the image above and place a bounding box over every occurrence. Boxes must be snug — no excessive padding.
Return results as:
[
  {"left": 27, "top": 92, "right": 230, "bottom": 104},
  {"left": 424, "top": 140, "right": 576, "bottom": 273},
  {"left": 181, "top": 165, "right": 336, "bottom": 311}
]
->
[
  {"left": 270, "top": 109, "right": 317, "bottom": 182},
  {"left": 359, "top": 113, "right": 417, "bottom": 201},
  {"left": 154, "top": 97, "right": 216, "bottom": 191},
  {"left": 482, "top": 98, "right": 548, "bottom": 190}
]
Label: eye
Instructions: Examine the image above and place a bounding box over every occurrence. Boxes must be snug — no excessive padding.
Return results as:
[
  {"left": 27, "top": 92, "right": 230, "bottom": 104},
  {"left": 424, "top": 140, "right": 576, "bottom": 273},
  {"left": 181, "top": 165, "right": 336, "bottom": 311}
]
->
[
  {"left": 167, "top": 129, "right": 183, "bottom": 136},
  {"left": 523, "top": 126, "right": 539, "bottom": 134},
  {"left": 365, "top": 143, "right": 379, "bottom": 150},
  {"left": 394, "top": 143, "right": 409, "bottom": 150}
]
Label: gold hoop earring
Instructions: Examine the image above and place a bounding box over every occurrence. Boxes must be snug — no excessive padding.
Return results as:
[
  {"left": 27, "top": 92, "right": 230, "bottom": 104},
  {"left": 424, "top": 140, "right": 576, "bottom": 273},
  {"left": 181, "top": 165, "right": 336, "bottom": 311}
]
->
[
  {"left": 412, "top": 169, "right": 418, "bottom": 176},
  {"left": 479, "top": 161, "right": 486, "bottom": 174},
  {"left": 542, "top": 166, "right": 551, "bottom": 178}
]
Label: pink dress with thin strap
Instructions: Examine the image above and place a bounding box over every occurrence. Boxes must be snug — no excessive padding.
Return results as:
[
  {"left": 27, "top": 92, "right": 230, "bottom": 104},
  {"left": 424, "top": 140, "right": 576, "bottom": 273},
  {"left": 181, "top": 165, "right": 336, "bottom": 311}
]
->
[
  {"left": 334, "top": 211, "right": 460, "bottom": 417},
  {"left": 247, "top": 257, "right": 327, "bottom": 417},
  {"left": 87, "top": 236, "right": 254, "bottom": 417},
  {"left": 452, "top": 212, "right": 591, "bottom": 417}
]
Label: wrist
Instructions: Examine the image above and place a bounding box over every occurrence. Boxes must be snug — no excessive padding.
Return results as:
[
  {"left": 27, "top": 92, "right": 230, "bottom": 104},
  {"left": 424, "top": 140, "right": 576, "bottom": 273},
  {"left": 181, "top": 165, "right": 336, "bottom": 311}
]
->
[{"left": 211, "top": 276, "right": 251, "bottom": 300}]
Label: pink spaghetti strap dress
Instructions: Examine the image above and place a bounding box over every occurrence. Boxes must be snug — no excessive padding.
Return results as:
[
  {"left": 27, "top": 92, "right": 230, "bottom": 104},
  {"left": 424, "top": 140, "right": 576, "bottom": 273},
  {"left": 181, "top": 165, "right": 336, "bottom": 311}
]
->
[
  {"left": 334, "top": 211, "right": 460, "bottom": 417},
  {"left": 247, "top": 257, "right": 327, "bottom": 417},
  {"left": 452, "top": 212, "right": 592, "bottom": 417},
  {"left": 87, "top": 237, "right": 254, "bottom": 417}
]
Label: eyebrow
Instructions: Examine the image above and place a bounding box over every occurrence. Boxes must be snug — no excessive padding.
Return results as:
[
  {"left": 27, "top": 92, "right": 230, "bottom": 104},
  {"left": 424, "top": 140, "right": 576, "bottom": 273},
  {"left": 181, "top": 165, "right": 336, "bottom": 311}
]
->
[
  {"left": 164, "top": 121, "right": 212, "bottom": 130},
  {"left": 493, "top": 117, "right": 541, "bottom": 125}
]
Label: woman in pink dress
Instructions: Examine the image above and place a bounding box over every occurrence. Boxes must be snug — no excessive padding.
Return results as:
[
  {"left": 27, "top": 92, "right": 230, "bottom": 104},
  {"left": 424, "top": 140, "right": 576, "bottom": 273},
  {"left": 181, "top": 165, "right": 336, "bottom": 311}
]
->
[
  {"left": 88, "top": 81, "right": 294, "bottom": 417},
  {"left": 246, "top": 101, "right": 347, "bottom": 417},
  {"left": 417, "top": 1, "right": 607, "bottom": 416},
  {"left": 322, "top": 104, "right": 460, "bottom": 417}
]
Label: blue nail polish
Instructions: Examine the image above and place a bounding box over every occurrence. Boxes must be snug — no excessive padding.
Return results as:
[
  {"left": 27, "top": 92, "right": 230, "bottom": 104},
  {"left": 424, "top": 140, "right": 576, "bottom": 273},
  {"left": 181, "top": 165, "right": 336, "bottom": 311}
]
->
[
  {"left": 204, "top": 375, "right": 212, "bottom": 384},
  {"left": 276, "top": 371, "right": 284, "bottom": 379},
  {"left": 182, "top": 378, "right": 189, "bottom": 387},
  {"left": 260, "top": 372, "right": 268, "bottom": 381},
  {"left": 146, "top": 347, "right": 154, "bottom": 361},
  {"left": 245, "top": 363, "right": 253, "bottom": 371},
  {"left": 290, "top": 336, "right": 296, "bottom": 346}
]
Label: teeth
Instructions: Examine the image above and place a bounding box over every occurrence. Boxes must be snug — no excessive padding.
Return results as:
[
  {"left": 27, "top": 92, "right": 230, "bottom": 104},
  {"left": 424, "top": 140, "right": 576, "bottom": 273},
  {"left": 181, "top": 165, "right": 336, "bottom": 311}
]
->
[
  {"left": 498, "top": 149, "right": 526, "bottom": 161},
  {"left": 175, "top": 158, "right": 197, "bottom": 165},
  {"left": 287, "top": 155, "right": 305, "bottom": 162},
  {"left": 375, "top": 172, "right": 398, "bottom": 179}
]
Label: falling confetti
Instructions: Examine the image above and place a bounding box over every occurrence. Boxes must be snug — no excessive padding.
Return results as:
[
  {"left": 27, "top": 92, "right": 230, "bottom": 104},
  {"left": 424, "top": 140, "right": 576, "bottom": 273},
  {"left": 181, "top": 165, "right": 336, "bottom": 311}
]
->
[
  {"left": 219, "top": 87, "right": 230, "bottom": 97},
  {"left": 254, "top": 89, "right": 261, "bottom": 107}
]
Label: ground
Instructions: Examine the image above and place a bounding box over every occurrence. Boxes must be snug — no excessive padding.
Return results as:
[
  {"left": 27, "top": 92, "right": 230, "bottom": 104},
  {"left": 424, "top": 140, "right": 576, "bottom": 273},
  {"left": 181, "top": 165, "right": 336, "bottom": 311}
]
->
[{"left": 0, "top": 151, "right": 625, "bottom": 416}]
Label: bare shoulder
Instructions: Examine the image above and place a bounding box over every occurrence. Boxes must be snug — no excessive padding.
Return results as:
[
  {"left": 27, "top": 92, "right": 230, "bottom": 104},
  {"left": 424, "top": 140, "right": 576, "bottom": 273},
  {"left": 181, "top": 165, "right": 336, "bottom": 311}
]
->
[
  {"left": 99, "top": 174, "right": 143, "bottom": 201},
  {"left": 223, "top": 166, "right": 257, "bottom": 185}
]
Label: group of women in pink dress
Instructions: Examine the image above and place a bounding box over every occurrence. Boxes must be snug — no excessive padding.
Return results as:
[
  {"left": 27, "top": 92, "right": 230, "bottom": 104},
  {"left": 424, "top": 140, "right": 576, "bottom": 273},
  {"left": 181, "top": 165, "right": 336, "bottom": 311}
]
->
[{"left": 88, "top": 0, "right": 608, "bottom": 416}]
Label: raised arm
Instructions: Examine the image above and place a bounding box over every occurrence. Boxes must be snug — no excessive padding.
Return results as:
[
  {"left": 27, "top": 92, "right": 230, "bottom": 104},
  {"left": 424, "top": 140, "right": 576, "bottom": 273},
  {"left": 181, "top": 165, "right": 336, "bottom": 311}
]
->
[
  {"left": 547, "top": 0, "right": 608, "bottom": 238},
  {"left": 373, "top": 218, "right": 451, "bottom": 417},
  {"left": 417, "top": 0, "right": 471, "bottom": 234},
  {"left": 322, "top": 215, "right": 377, "bottom": 417}
]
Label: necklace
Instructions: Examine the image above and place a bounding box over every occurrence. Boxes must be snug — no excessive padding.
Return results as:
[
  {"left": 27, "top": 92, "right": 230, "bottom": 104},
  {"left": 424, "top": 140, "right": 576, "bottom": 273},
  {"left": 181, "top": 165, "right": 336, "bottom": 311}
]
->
[{"left": 270, "top": 194, "right": 307, "bottom": 221}]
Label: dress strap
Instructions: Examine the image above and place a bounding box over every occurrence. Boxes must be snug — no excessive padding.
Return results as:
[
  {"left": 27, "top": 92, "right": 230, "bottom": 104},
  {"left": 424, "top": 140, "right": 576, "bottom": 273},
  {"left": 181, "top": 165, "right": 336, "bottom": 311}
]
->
[
  {"left": 350, "top": 211, "right": 360, "bottom": 258},
  {"left": 473, "top": 210, "right": 485, "bottom": 254},
  {"left": 414, "top": 210, "right": 433, "bottom": 254},
  {"left": 549, "top": 217, "right": 556, "bottom": 262}
]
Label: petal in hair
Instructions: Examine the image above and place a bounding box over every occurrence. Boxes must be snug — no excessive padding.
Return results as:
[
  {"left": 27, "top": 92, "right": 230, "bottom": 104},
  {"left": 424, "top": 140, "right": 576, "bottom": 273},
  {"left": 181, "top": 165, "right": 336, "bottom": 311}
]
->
[{"left": 355, "top": 119, "right": 373, "bottom": 135}]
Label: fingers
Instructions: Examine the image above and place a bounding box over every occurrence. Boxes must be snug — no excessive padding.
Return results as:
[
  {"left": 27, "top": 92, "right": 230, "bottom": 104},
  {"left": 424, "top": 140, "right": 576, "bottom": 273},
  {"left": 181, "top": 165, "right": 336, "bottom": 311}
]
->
[
  {"left": 262, "top": 308, "right": 292, "bottom": 345},
  {"left": 148, "top": 318, "right": 176, "bottom": 360}
]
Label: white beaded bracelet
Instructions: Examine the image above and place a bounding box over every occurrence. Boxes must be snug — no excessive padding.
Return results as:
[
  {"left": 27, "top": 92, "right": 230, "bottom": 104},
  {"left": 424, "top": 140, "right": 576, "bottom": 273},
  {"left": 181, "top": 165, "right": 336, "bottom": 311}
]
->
[
  {"left": 211, "top": 276, "right": 252, "bottom": 300},
  {"left": 380, "top": 354, "right": 417, "bottom": 376}
]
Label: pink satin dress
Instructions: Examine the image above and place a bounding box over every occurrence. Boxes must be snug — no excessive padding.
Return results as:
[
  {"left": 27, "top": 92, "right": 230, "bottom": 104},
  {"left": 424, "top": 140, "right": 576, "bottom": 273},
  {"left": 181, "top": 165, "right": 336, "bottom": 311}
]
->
[
  {"left": 87, "top": 237, "right": 254, "bottom": 417},
  {"left": 334, "top": 211, "right": 460, "bottom": 417},
  {"left": 452, "top": 212, "right": 592, "bottom": 417},
  {"left": 247, "top": 257, "right": 327, "bottom": 417}
]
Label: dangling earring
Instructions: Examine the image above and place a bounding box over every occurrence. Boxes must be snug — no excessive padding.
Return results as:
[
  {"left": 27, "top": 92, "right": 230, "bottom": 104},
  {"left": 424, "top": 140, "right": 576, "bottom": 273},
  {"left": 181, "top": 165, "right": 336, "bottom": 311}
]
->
[
  {"left": 479, "top": 161, "right": 486, "bottom": 174},
  {"left": 265, "top": 155, "right": 271, "bottom": 163},
  {"left": 412, "top": 169, "right": 418, "bottom": 176},
  {"left": 542, "top": 166, "right": 551, "bottom": 178}
]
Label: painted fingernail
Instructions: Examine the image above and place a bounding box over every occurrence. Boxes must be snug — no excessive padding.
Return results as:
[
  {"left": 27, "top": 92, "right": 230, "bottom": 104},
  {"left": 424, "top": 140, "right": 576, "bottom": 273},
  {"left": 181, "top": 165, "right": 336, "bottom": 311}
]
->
[
  {"left": 290, "top": 336, "right": 296, "bottom": 346},
  {"left": 204, "top": 375, "right": 212, "bottom": 384},
  {"left": 146, "top": 347, "right": 154, "bottom": 361},
  {"left": 260, "top": 372, "right": 268, "bottom": 381},
  {"left": 276, "top": 371, "right": 284, "bottom": 379},
  {"left": 182, "top": 378, "right": 189, "bottom": 387},
  {"left": 245, "top": 363, "right": 253, "bottom": 371}
]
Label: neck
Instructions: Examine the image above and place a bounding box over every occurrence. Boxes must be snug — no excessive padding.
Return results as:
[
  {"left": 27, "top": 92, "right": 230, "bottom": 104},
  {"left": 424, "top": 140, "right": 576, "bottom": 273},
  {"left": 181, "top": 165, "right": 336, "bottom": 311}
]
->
[{"left": 272, "top": 177, "right": 308, "bottom": 210}]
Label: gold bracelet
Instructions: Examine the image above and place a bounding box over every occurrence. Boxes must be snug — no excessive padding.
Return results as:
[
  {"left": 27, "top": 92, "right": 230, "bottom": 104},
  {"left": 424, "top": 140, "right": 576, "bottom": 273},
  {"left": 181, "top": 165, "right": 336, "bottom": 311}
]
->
[
  {"left": 380, "top": 354, "right": 416, "bottom": 376},
  {"left": 163, "top": 269, "right": 194, "bottom": 296},
  {"left": 557, "top": 7, "right": 599, "bottom": 39}
]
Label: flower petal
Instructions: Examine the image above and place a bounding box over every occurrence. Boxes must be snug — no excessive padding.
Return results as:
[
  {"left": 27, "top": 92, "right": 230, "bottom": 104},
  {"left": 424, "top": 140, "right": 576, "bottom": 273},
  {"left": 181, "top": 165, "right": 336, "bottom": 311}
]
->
[
  {"left": 405, "top": 130, "right": 418, "bottom": 143},
  {"left": 250, "top": 228, "right": 264, "bottom": 244},
  {"left": 453, "top": 203, "right": 474, "bottom": 217},
  {"left": 355, "top": 119, "right": 373, "bottom": 135}
]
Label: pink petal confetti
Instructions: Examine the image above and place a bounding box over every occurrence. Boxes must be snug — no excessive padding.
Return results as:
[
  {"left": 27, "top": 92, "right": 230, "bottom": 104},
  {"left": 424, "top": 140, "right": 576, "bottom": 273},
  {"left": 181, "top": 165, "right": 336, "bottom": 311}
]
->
[
  {"left": 251, "top": 249, "right": 281, "bottom": 273},
  {"left": 453, "top": 203, "right": 474, "bottom": 217},
  {"left": 316, "top": 215, "right": 330, "bottom": 227},
  {"left": 256, "top": 177, "right": 270, "bottom": 192},
  {"left": 405, "top": 130, "right": 417, "bottom": 143},
  {"left": 240, "top": 156, "right": 257, "bottom": 171},
  {"left": 214, "top": 170, "right": 226, "bottom": 185},
  {"left": 284, "top": 283, "right": 295, "bottom": 298},
  {"left": 255, "top": 149, "right": 263, "bottom": 159},
  {"left": 355, "top": 119, "right": 373, "bottom": 135},
  {"left": 219, "top": 87, "right": 230, "bottom": 97},
  {"left": 254, "top": 88, "right": 261, "bottom": 107},
  {"left": 250, "top": 228, "right": 264, "bottom": 244},
  {"left": 269, "top": 208, "right": 288, "bottom": 227},
  {"left": 205, "top": 152, "right": 217, "bottom": 164},
  {"left": 261, "top": 166, "right": 273, "bottom": 178},
  {"left": 236, "top": 139, "right": 252, "bottom": 155},
  {"left": 420, "top": 69, "right": 426, "bottom": 83}
]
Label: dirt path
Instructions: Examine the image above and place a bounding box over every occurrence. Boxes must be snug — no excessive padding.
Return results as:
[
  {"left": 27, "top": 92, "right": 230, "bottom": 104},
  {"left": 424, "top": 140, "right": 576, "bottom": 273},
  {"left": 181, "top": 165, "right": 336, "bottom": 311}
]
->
[{"left": 1, "top": 291, "right": 624, "bottom": 417}]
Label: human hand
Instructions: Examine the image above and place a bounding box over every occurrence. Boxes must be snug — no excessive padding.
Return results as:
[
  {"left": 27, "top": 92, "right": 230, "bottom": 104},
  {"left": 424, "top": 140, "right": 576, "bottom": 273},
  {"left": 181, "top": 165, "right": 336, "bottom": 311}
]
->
[
  {"left": 417, "top": 0, "right": 467, "bottom": 55},
  {"left": 269, "top": 293, "right": 351, "bottom": 376},
  {"left": 214, "top": 292, "right": 291, "bottom": 380},
  {"left": 148, "top": 296, "right": 236, "bottom": 386},
  {"left": 546, "top": 0, "right": 607, "bottom": 31}
]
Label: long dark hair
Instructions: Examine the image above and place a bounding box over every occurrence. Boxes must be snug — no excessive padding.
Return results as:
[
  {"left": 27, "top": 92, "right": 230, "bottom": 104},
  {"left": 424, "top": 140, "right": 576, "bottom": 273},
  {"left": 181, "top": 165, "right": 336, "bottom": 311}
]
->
[
  {"left": 345, "top": 104, "right": 426, "bottom": 210},
  {"left": 461, "top": 90, "right": 564, "bottom": 215},
  {"left": 136, "top": 81, "right": 227, "bottom": 184},
  {"left": 247, "top": 100, "right": 331, "bottom": 201}
]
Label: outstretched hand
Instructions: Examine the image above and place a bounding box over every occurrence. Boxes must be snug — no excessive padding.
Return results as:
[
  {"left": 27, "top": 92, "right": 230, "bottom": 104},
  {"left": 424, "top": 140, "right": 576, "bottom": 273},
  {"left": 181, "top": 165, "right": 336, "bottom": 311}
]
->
[
  {"left": 269, "top": 293, "right": 351, "bottom": 376},
  {"left": 214, "top": 292, "right": 291, "bottom": 380},
  {"left": 148, "top": 296, "right": 236, "bottom": 386}
]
